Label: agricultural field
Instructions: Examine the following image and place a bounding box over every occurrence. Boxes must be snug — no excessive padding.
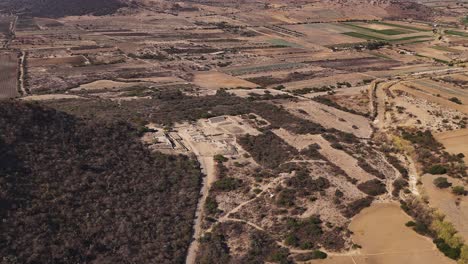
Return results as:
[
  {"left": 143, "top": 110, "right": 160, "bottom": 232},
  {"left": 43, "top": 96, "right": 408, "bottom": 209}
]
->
[
  {"left": 0, "top": 52, "right": 18, "bottom": 99},
  {"left": 435, "top": 129, "right": 468, "bottom": 163},
  {"left": 1, "top": 0, "right": 468, "bottom": 263}
]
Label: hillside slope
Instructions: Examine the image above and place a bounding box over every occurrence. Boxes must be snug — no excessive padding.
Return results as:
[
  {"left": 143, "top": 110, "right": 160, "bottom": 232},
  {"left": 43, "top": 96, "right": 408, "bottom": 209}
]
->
[
  {"left": 0, "top": 101, "right": 202, "bottom": 264},
  {"left": 0, "top": 0, "right": 127, "bottom": 18}
]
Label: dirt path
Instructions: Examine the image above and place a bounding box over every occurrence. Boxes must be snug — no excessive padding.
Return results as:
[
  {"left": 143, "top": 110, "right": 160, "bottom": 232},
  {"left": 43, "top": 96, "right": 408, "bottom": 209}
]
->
[
  {"left": 18, "top": 51, "right": 28, "bottom": 95},
  {"left": 185, "top": 155, "right": 215, "bottom": 264},
  {"left": 373, "top": 80, "right": 399, "bottom": 130},
  {"left": 368, "top": 80, "right": 379, "bottom": 118},
  {"left": 3, "top": 16, "right": 17, "bottom": 49},
  {"left": 178, "top": 127, "right": 217, "bottom": 264},
  {"left": 203, "top": 174, "right": 288, "bottom": 235}
]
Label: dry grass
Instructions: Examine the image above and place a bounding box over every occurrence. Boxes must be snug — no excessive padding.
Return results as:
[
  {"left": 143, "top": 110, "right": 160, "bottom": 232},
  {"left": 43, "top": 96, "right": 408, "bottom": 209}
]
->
[
  {"left": 435, "top": 128, "right": 468, "bottom": 163},
  {"left": 316, "top": 203, "right": 455, "bottom": 264},
  {"left": 421, "top": 174, "right": 468, "bottom": 241},
  {"left": 193, "top": 71, "right": 257, "bottom": 90}
]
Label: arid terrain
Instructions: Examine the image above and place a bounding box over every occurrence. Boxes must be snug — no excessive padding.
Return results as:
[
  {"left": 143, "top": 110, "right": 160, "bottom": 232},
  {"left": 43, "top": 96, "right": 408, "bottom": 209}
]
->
[{"left": 0, "top": 0, "right": 467, "bottom": 263}]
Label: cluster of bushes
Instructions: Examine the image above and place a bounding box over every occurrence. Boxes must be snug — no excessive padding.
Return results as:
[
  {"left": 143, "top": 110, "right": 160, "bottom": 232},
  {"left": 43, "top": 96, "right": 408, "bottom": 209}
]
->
[
  {"left": 449, "top": 97, "right": 463, "bottom": 105},
  {"left": 214, "top": 154, "right": 229, "bottom": 163},
  {"left": 291, "top": 86, "right": 332, "bottom": 95},
  {"left": 385, "top": 154, "right": 409, "bottom": 178},
  {"left": 284, "top": 216, "right": 346, "bottom": 251},
  {"left": 205, "top": 196, "right": 220, "bottom": 215},
  {"left": 284, "top": 216, "right": 323, "bottom": 249},
  {"left": 428, "top": 164, "right": 448, "bottom": 175},
  {"left": 238, "top": 132, "right": 298, "bottom": 169},
  {"left": 342, "top": 196, "right": 374, "bottom": 218},
  {"left": 276, "top": 187, "right": 298, "bottom": 207},
  {"left": 212, "top": 177, "right": 242, "bottom": 192},
  {"left": 401, "top": 129, "right": 442, "bottom": 150},
  {"left": 198, "top": 222, "right": 292, "bottom": 264},
  {"left": 401, "top": 199, "right": 468, "bottom": 262},
  {"left": 245, "top": 231, "right": 291, "bottom": 264},
  {"left": 433, "top": 177, "right": 467, "bottom": 195},
  {"left": 197, "top": 228, "right": 231, "bottom": 264},
  {"left": 392, "top": 177, "right": 409, "bottom": 197},
  {"left": 285, "top": 168, "right": 331, "bottom": 197},
  {"left": 211, "top": 155, "right": 243, "bottom": 192},
  {"left": 300, "top": 143, "right": 325, "bottom": 160},
  {"left": 294, "top": 250, "right": 328, "bottom": 261},
  {"left": 399, "top": 129, "right": 466, "bottom": 178},
  {"left": 0, "top": 102, "right": 202, "bottom": 263},
  {"left": 433, "top": 177, "right": 452, "bottom": 188},
  {"left": 357, "top": 179, "right": 387, "bottom": 196},
  {"left": 247, "top": 92, "right": 293, "bottom": 101},
  {"left": 452, "top": 186, "right": 466, "bottom": 196},
  {"left": 364, "top": 40, "right": 389, "bottom": 50},
  {"left": 432, "top": 220, "right": 466, "bottom": 260},
  {"left": 357, "top": 158, "right": 386, "bottom": 179},
  {"left": 323, "top": 130, "right": 359, "bottom": 145}
]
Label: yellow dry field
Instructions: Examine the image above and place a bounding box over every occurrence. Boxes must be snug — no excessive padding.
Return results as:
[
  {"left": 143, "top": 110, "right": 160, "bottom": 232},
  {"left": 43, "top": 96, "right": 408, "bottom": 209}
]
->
[
  {"left": 267, "top": 11, "right": 300, "bottom": 24},
  {"left": 385, "top": 21, "right": 432, "bottom": 31},
  {"left": 193, "top": 71, "right": 257, "bottom": 90},
  {"left": 71, "top": 80, "right": 141, "bottom": 91},
  {"left": 391, "top": 83, "right": 468, "bottom": 114},
  {"left": 281, "top": 99, "right": 373, "bottom": 138},
  {"left": 20, "top": 94, "right": 84, "bottom": 101},
  {"left": 29, "top": 56, "right": 87, "bottom": 67},
  {"left": 353, "top": 23, "right": 395, "bottom": 30},
  {"left": 435, "top": 128, "right": 468, "bottom": 163},
  {"left": 285, "top": 72, "right": 370, "bottom": 90},
  {"left": 365, "top": 64, "right": 445, "bottom": 78},
  {"left": 284, "top": 25, "right": 360, "bottom": 45},
  {"left": 315, "top": 203, "right": 455, "bottom": 264},
  {"left": 408, "top": 79, "right": 467, "bottom": 101},
  {"left": 421, "top": 174, "right": 468, "bottom": 241},
  {"left": 415, "top": 47, "right": 453, "bottom": 62},
  {"left": 448, "top": 74, "right": 468, "bottom": 82}
]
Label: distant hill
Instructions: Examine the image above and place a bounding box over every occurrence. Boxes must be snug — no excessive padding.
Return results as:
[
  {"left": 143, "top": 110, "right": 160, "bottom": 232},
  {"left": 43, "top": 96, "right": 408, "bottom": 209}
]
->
[{"left": 0, "top": 0, "right": 127, "bottom": 18}]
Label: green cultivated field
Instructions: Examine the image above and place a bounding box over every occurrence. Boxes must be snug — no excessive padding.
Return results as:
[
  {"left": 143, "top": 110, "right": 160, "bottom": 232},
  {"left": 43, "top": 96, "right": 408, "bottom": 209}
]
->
[
  {"left": 431, "top": 45, "right": 459, "bottom": 53},
  {"left": 445, "top": 30, "right": 468, "bottom": 38},
  {"left": 378, "top": 29, "right": 411, "bottom": 35},
  {"left": 267, "top": 38, "right": 302, "bottom": 48},
  {"left": 342, "top": 32, "right": 386, "bottom": 40},
  {"left": 373, "top": 21, "right": 431, "bottom": 32}
]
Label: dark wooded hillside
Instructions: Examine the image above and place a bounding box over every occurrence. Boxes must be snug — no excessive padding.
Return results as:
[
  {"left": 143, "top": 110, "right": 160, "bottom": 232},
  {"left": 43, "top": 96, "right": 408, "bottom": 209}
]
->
[
  {"left": 0, "top": 0, "right": 127, "bottom": 18},
  {"left": 0, "top": 101, "right": 202, "bottom": 264}
]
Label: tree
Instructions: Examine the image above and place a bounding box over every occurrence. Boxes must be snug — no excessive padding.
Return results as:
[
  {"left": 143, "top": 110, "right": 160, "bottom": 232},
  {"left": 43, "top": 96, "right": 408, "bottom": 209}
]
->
[
  {"left": 428, "top": 165, "right": 448, "bottom": 175},
  {"left": 433, "top": 177, "right": 452, "bottom": 189},
  {"left": 459, "top": 245, "right": 468, "bottom": 264},
  {"left": 431, "top": 220, "right": 463, "bottom": 248},
  {"left": 452, "top": 186, "right": 466, "bottom": 196},
  {"left": 449, "top": 97, "right": 463, "bottom": 105},
  {"left": 213, "top": 154, "right": 228, "bottom": 163}
]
